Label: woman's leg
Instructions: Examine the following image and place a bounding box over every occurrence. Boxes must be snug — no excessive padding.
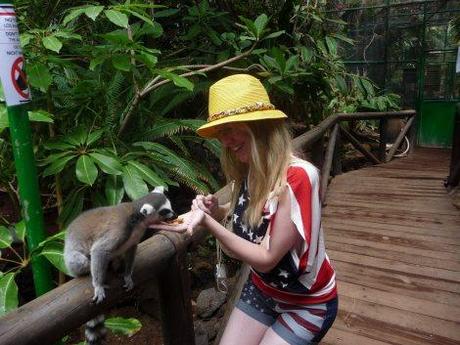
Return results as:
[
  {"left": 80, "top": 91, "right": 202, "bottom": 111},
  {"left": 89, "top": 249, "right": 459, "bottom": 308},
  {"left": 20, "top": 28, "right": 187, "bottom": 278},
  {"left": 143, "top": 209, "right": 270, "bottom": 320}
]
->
[
  {"left": 219, "top": 307, "right": 269, "bottom": 345},
  {"left": 259, "top": 327, "right": 290, "bottom": 345}
]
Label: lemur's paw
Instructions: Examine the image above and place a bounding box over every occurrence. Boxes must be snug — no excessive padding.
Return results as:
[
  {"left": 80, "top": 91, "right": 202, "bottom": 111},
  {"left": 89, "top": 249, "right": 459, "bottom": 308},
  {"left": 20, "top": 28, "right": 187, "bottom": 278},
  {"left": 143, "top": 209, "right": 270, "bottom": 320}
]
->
[
  {"left": 123, "top": 276, "right": 134, "bottom": 291},
  {"left": 92, "top": 286, "right": 106, "bottom": 304}
]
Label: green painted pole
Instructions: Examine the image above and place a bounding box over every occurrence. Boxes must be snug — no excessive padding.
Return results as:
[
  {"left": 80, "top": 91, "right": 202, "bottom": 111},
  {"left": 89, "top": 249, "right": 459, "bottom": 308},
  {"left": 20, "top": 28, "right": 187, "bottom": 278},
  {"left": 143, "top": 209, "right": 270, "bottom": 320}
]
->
[{"left": 0, "top": 1, "right": 54, "bottom": 296}]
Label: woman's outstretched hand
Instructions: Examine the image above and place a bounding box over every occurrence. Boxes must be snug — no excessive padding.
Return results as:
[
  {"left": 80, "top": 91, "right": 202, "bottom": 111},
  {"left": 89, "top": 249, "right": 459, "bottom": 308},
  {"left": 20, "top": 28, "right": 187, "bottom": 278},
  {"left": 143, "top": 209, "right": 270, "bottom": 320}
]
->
[
  {"left": 149, "top": 209, "right": 206, "bottom": 235},
  {"left": 192, "top": 194, "right": 218, "bottom": 216}
]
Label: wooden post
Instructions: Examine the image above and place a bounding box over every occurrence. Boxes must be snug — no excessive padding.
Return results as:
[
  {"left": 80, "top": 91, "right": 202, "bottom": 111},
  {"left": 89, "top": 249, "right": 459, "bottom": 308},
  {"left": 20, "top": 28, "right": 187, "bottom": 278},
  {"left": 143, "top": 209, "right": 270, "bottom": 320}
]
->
[
  {"left": 386, "top": 116, "right": 415, "bottom": 162},
  {"left": 310, "top": 136, "right": 325, "bottom": 169},
  {"left": 320, "top": 124, "right": 339, "bottom": 205},
  {"left": 158, "top": 250, "right": 195, "bottom": 345},
  {"left": 340, "top": 126, "right": 381, "bottom": 164},
  {"left": 379, "top": 118, "right": 388, "bottom": 162},
  {"left": 332, "top": 127, "right": 342, "bottom": 177}
]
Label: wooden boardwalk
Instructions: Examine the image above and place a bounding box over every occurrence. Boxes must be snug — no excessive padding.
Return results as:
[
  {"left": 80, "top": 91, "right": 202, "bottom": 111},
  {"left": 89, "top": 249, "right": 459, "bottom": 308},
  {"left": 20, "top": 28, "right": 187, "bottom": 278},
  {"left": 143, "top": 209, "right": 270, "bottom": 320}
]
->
[{"left": 321, "top": 148, "right": 460, "bottom": 345}]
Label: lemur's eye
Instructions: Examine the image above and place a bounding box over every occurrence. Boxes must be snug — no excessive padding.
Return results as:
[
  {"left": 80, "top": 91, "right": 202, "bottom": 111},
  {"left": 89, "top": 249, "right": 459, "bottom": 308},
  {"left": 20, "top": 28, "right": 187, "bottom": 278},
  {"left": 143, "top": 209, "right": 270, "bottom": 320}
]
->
[
  {"left": 140, "top": 204, "right": 154, "bottom": 215},
  {"left": 159, "top": 208, "right": 171, "bottom": 217}
]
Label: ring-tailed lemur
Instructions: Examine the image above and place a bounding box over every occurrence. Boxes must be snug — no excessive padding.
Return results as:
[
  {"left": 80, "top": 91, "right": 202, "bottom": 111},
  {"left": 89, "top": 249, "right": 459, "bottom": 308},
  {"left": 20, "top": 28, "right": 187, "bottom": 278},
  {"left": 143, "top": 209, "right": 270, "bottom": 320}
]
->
[{"left": 64, "top": 186, "right": 176, "bottom": 344}]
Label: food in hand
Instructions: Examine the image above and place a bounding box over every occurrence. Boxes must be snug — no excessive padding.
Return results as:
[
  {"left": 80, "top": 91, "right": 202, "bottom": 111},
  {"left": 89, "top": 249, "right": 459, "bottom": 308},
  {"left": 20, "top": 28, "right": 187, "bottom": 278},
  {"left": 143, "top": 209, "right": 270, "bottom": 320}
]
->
[{"left": 166, "top": 217, "right": 184, "bottom": 225}]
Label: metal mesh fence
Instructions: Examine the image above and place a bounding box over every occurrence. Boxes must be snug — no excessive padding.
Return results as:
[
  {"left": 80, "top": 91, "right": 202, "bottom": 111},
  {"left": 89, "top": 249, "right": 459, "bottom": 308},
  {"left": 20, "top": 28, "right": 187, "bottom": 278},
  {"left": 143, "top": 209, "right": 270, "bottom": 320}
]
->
[{"left": 325, "top": 0, "right": 460, "bottom": 108}]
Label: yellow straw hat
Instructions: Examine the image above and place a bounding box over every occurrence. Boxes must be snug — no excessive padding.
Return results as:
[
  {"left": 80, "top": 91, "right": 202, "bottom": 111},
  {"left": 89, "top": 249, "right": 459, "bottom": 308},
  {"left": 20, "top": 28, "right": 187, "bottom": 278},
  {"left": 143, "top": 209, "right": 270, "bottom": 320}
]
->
[{"left": 196, "top": 74, "right": 287, "bottom": 138}]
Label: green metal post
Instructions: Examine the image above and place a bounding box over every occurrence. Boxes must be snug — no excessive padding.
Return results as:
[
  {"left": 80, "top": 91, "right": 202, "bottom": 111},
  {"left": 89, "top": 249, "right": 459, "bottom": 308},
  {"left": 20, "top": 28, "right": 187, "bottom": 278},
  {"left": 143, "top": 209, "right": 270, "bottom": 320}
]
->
[
  {"left": 416, "top": 2, "right": 427, "bottom": 108},
  {"left": 0, "top": 1, "right": 54, "bottom": 296}
]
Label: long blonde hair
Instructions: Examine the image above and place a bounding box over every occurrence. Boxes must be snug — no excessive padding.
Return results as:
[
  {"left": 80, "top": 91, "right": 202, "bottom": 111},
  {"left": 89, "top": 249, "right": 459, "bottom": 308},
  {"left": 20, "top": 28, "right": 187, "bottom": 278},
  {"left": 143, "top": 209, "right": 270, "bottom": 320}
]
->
[{"left": 221, "top": 119, "right": 293, "bottom": 228}]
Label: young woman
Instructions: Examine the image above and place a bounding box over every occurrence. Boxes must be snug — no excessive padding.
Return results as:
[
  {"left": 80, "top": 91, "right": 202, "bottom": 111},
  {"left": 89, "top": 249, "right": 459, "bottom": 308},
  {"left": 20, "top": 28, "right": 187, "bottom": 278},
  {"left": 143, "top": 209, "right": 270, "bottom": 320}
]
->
[{"left": 153, "top": 74, "right": 338, "bottom": 345}]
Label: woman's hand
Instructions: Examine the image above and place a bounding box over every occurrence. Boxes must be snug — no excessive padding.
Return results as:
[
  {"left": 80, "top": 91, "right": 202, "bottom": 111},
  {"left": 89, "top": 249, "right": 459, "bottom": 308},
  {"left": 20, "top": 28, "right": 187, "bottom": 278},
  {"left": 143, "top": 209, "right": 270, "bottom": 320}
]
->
[
  {"left": 192, "top": 194, "right": 218, "bottom": 216},
  {"left": 149, "top": 209, "right": 206, "bottom": 235}
]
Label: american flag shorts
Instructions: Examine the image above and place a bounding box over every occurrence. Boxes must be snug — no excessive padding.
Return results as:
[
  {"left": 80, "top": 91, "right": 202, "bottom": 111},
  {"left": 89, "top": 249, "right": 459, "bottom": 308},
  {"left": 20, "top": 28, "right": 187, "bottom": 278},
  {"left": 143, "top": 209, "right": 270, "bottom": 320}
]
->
[{"left": 236, "top": 279, "right": 338, "bottom": 345}]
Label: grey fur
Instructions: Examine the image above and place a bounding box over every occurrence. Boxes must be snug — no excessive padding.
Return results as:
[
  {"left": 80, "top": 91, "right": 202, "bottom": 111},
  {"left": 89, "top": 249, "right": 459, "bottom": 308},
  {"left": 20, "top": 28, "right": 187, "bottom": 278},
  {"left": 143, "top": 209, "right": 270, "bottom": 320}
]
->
[{"left": 64, "top": 189, "right": 176, "bottom": 304}]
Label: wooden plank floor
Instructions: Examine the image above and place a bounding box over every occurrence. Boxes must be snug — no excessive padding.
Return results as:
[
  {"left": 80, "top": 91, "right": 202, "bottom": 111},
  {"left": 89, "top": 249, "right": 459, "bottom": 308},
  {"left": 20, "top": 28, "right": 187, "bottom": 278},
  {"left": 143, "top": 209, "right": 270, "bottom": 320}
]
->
[{"left": 321, "top": 148, "right": 460, "bottom": 345}]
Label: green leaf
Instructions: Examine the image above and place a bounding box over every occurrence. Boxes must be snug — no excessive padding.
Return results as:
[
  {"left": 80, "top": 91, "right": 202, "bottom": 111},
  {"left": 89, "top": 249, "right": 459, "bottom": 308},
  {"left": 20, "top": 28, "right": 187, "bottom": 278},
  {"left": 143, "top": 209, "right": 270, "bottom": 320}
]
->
[
  {"left": 105, "top": 317, "right": 142, "bottom": 337},
  {"left": 89, "top": 55, "right": 108, "bottom": 71},
  {"left": 331, "top": 33, "right": 354, "bottom": 45},
  {"left": 126, "top": 161, "right": 165, "bottom": 187},
  {"left": 66, "top": 127, "right": 88, "bottom": 146},
  {"left": 300, "top": 46, "right": 313, "bottom": 63},
  {"left": 62, "top": 8, "right": 86, "bottom": 26},
  {"left": 58, "top": 189, "right": 85, "bottom": 227},
  {"left": 112, "top": 55, "right": 131, "bottom": 72},
  {"left": 89, "top": 152, "right": 123, "bottom": 175},
  {"left": 84, "top": 5, "right": 104, "bottom": 21},
  {"left": 325, "top": 36, "right": 337, "bottom": 56},
  {"left": 122, "top": 165, "right": 148, "bottom": 200},
  {"left": 28, "top": 110, "right": 54, "bottom": 123},
  {"left": 27, "top": 63, "right": 52, "bottom": 92},
  {"left": 263, "top": 30, "right": 285, "bottom": 40},
  {"left": 156, "top": 71, "right": 194, "bottom": 91},
  {"left": 20, "top": 33, "right": 33, "bottom": 47},
  {"left": 123, "top": 9, "right": 154, "bottom": 27},
  {"left": 42, "top": 36, "right": 63, "bottom": 53},
  {"left": 105, "top": 10, "right": 129, "bottom": 28},
  {"left": 153, "top": 9, "right": 179, "bottom": 18},
  {"left": 254, "top": 14, "right": 268, "bottom": 38},
  {"left": 76, "top": 155, "right": 98, "bottom": 186},
  {"left": 0, "top": 105, "right": 8, "bottom": 130},
  {"left": 43, "top": 140, "right": 76, "bottom": 151},
  {"left": 40, "top": 151, "right": 75, "bottom": 167},
  {"left": 42, "top": 155, "right": 75, "bottom": 177},
  {"left": 0, "top": 226, "right": 13, "bottom": 249},
  {"left": 0, "top": 273, "right": 18, "bottom": 317},
  {"left": 136, "top": 52, "right": 158, "bottom": 70},
  {"left": 86, "top": 129, "right": 104, "bottom": 146},
  {"left": 335, "top": 75, "right": 347, "bottom": 93},
  {"left": 38, "top": 230, "right": 66, "bottom": 246},
  {"left": 14, "top": 221, "right": 26, "bottom": 242},
  {"left": 105, "top": 175, "right": 124, "bottom": 205},
  {"left": 38, "top": 241, "right": 69, "bottom": 275},
  {"left": 238, "top": 16, "right": 258, "bottom": 38},
  {"left": 360, "top": 78, "right": 375, "bottom": 97},
  {"left": 285, "top": 55, "right": 299, "bottom": 72}
]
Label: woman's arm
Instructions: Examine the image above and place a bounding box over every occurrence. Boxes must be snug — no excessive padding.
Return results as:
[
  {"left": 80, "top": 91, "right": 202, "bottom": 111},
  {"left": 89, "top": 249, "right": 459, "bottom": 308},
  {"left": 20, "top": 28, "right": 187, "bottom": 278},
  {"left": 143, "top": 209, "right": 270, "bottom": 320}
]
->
[{"left": 203, "top": 188, "right": 301, "bottom": 273}]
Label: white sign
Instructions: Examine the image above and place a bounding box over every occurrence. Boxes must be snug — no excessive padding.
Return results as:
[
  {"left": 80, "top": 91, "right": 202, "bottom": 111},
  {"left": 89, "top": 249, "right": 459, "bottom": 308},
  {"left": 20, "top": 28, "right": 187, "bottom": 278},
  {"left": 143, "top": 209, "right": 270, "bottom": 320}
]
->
[{"left": 0, "top": 5, "right": 31, "bottom": 106}]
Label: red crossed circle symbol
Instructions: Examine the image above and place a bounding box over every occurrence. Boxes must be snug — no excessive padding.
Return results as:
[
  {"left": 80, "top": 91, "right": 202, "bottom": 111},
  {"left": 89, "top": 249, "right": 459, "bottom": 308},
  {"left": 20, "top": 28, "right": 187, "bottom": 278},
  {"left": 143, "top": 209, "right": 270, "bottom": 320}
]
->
[{"left": 10, "top": 57, "right": 29, "bottom": 99}]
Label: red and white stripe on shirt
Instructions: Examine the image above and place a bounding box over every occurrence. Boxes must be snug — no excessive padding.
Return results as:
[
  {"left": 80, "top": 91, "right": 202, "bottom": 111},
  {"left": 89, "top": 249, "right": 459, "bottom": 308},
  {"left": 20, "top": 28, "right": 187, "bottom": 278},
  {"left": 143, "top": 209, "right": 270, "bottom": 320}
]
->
[{"left": 252, "top": 158, "right": 337, "bottom": 305}]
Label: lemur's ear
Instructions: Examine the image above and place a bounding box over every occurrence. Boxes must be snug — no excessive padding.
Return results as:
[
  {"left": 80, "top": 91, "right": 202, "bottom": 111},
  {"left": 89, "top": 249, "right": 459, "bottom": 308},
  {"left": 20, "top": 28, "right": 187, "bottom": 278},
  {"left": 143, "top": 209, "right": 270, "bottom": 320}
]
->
[{"left": 152, "top": 186, "right": 166, "bottom": 194}]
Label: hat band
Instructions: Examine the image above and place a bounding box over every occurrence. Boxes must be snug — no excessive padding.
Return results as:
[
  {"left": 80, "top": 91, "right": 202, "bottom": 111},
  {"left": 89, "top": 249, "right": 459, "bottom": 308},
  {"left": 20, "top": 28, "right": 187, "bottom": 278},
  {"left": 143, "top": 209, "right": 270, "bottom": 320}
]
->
[{"left": 208, "top": 102, "right": 275, "bottom": 122}]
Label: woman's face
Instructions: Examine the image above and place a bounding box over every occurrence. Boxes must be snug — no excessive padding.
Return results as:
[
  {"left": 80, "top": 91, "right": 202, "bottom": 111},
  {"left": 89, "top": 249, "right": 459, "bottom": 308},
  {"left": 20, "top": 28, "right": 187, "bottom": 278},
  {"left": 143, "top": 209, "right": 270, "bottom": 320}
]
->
[{"left": 215, "top": 123, "right": 251, "bottom": 163}]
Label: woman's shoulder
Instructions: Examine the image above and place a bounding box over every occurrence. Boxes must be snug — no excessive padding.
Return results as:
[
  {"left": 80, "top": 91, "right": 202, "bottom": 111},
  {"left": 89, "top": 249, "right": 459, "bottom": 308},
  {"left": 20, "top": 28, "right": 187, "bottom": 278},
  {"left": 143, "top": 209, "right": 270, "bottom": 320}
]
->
[{"left": 287, "top": 157, "right": 319, "bottom": 186}]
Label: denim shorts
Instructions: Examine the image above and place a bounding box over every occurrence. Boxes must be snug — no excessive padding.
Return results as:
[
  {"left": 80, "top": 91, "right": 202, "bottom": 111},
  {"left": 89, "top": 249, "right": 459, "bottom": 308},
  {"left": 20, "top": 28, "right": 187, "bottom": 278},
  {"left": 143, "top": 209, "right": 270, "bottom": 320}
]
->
[{"left": 236, "top": 279, "right": 338, "bottom": 345}]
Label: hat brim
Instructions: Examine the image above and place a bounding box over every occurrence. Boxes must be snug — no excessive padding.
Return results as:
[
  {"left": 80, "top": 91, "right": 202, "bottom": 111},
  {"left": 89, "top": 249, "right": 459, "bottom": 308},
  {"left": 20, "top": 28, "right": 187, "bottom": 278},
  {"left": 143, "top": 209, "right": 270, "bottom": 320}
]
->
[{"left": 196, "top": 110, "right": 287, "bottom": 138}]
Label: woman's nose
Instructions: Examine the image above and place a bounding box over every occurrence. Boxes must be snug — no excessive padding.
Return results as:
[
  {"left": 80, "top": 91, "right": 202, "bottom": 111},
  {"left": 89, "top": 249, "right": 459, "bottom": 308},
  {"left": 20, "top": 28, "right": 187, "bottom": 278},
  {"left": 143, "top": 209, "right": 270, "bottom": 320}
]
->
[{"left": 218, "top": 133, "right": 233, "bottom": 147}]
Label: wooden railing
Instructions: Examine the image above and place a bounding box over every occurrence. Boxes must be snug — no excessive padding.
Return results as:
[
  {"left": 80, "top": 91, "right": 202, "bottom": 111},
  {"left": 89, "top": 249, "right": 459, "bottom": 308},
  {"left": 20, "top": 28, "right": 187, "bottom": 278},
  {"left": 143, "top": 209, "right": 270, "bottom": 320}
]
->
[{"left": 0, "top": 110, "right": 416, "bottom": 345}]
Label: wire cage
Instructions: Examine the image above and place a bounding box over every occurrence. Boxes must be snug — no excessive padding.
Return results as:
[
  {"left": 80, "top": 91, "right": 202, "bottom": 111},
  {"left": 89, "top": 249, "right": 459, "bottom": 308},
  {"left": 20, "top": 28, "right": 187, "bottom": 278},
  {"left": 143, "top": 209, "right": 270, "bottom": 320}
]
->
[{"left": 325, "top": 0, "right": 460, "bottom": 109}]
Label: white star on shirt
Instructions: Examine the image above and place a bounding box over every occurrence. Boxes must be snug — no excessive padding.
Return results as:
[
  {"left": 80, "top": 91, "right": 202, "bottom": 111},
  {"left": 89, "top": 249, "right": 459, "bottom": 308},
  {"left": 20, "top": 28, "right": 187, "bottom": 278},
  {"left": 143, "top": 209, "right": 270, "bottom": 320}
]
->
[
  {"left": 248, "top": 230, "right": 254, "bottom": 241},
  {"left": 278, "top": 269, "right": 289, "bottom": 278},
  {"left": 255, "top": 235, "right": 263, "bottom": 244},
  {"left": 241, "top": 223, "right": 248, "bottom": 233},
  {"left": 238, "top": 195, "right": 245, "bottom": 206},
  {"left": 280, "top": 282, "right": 288, "bottom": 288},
  {"left": 233, "top": 213, "right": 239, "bottom": 223}
]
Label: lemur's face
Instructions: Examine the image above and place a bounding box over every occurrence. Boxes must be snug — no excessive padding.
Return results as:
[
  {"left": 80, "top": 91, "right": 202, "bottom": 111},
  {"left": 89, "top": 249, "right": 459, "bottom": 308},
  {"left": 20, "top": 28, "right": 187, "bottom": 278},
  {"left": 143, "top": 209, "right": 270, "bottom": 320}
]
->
[{"left": 137, "top": 186, "right": 177, "bottom": 225}]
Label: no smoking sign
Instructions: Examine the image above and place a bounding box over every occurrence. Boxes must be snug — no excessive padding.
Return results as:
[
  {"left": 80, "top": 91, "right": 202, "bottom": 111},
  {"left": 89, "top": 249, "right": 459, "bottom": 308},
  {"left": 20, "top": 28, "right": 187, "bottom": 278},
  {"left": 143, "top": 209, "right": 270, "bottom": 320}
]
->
[{"left": 0, "top": 5, "right": 31, "bottom": 106}]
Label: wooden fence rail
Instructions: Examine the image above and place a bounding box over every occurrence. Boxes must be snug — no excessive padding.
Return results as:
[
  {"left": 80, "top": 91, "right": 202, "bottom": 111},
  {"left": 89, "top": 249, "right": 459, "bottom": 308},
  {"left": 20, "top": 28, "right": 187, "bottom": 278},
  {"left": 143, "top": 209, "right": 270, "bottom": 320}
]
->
[{"left": 0, "top": 110, "right": 416, "bottom": 345}]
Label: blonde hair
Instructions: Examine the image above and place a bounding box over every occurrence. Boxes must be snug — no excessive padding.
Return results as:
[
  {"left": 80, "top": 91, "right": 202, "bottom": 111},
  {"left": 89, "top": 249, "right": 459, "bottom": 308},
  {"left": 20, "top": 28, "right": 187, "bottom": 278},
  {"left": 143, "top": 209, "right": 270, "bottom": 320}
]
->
[{"left": 221, "top": 119, "right": 293, "bottom": 228}]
